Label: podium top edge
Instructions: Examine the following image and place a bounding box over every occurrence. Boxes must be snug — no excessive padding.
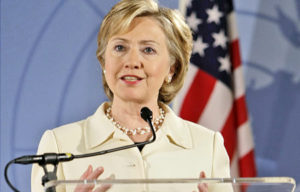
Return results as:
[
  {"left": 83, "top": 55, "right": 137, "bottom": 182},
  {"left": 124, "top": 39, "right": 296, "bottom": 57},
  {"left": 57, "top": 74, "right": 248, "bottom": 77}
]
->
[{"left": 45, "top": 177, "right": 296, "bottom": 187}]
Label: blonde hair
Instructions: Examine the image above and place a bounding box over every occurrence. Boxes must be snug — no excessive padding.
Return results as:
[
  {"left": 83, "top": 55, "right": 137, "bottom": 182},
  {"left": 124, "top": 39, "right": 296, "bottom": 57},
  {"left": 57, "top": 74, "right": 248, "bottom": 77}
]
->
[{"left": 96, "top": 0, "right": 193, "bottom": 104}]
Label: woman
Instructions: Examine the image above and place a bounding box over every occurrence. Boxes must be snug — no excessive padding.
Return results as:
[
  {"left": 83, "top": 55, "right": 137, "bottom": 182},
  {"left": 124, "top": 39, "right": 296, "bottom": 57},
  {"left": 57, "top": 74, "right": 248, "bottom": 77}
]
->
[{"left": 32, "top": 0, "right": 231, "bottom": 191}]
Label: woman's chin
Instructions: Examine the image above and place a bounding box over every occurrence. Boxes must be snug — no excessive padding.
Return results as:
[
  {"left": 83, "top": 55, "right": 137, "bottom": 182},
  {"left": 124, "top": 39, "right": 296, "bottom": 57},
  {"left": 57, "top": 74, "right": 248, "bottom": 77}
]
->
[{"left": 117, "top": 94, "right": 150, "bottom": 104}]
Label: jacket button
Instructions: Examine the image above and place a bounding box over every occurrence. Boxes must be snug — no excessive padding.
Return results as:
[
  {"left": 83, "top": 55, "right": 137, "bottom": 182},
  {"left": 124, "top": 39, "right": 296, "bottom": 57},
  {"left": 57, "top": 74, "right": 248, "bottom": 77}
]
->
[{"left": 127, "top": 162, "right": 136, "bottom": 167}]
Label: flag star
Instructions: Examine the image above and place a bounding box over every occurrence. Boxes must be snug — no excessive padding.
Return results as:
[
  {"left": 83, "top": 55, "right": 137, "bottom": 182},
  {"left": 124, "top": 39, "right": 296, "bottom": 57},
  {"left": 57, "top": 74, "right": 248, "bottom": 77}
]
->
[
  {"left": 193, "top": 37, "right": 209, "bottom": 57},
  {"left": 212, "top": 30, "right": 227, "bottom": 49},
  {"left": 206, "top": 5, "right": 223, "bottom": 24},
  {"left": 218, "top": 55, "right": 231, "bottom": 73},
  {"left": 186, "top": 12, "right": 202, "bottom": 31}
]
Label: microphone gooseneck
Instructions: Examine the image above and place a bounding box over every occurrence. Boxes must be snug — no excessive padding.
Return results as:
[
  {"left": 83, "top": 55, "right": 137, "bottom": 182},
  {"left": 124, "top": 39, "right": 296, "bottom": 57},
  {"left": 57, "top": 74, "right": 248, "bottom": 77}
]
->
[{"left": 5, "top": 107, "right": 156, "bottom": 192}]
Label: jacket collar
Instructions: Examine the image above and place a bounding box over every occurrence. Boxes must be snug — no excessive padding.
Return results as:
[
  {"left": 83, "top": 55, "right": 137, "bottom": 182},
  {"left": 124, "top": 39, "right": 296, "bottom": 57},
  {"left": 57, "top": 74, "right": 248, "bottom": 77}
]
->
[
  {"left": 84, "top": 102, "right": 192, "bottom": 150},
  {"left": 84, "top": 103, "right": 126, "bottom": 149},
  {"left": 160, "top": 104, "right": 193, "bottom": 149}
]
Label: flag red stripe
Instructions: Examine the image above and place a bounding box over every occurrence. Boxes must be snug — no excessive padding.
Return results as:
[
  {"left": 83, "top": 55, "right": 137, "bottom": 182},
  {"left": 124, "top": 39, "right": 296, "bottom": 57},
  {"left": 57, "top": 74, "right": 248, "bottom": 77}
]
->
[
  {"left": 221, "top": 107, "right": 237, "bottom": 161},
  {"left": 230, "top": 40, "right": 241, "bottom": 70},
  {"left": 234, "top": 95, "right": 249, "bottom": 127},
  {"left": 239, "top": 150, "right": 257, "bottom": 177},
  {"left": 180, "top": 70, "right": 216, "bottom": 122}
]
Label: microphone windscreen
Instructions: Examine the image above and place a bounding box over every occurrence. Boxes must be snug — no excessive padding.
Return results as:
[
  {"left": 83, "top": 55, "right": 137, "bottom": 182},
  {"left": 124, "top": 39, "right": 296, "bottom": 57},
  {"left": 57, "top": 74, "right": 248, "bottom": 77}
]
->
[{"left": 140, "top": 107, "right": 153, "bottom": 121}]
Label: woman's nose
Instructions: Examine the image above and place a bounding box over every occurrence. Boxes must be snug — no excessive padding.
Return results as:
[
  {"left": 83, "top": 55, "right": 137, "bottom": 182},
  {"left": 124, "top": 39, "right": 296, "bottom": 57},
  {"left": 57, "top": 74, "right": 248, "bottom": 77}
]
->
[{"left": 124, "top": 48, "right": 142, "bottom": 69}]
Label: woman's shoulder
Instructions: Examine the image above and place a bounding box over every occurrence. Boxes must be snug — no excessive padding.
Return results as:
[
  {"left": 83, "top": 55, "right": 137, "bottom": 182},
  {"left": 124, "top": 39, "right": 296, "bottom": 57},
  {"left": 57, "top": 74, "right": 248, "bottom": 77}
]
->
[
  {"left": 39, "top": 103, "right": 108, "bottom": 151},
  {"left": 181, "top": 117, "right": 219, "bottom": 139},
  {"left": 164, "top": 104, "right": 215, "bottom": 135},
  {"left": 178, "top": 118, "right": 225, "bottom": 153},
  {"left": 51, "top": 119, "right": 85, "bottom": 136},
  {"left": 50, "top": 103, "right": 108, "bottom": 136},
  {"left": 38, "top": 118, "right": 88, "bottom": 153},
  {"left": 164, "top": 104, "right": 222, "bottom": 145}
]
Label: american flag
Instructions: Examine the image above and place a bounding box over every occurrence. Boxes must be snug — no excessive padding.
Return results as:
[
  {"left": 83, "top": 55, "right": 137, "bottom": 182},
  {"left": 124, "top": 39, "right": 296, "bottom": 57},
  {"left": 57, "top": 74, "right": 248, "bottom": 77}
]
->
[{"left": 174, "top": 0, "right": 256, "bottom": 178}]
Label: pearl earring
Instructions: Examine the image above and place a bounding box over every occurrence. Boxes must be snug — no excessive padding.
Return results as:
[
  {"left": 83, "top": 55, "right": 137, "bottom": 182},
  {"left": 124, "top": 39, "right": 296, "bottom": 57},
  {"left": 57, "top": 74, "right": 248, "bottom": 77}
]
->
[
  {"left": 167, "top": 75, "right": 172, "bottom": 83},
  {"left": 103, "top": 70, "right": 106, "bottom": 74}
]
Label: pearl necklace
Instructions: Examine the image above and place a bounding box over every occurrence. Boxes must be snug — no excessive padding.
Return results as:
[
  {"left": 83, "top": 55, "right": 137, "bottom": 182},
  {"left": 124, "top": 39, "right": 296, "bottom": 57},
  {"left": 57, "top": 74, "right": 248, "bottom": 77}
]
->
[{"left": 105, "top": 107, "right": 165, "bottom": 136}]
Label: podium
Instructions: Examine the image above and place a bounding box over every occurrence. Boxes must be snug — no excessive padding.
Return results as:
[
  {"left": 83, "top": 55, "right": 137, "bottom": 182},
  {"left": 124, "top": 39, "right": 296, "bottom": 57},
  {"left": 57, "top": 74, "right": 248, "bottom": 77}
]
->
[{"left": 45, "top": 177, "right": 296, "bottom": 192}]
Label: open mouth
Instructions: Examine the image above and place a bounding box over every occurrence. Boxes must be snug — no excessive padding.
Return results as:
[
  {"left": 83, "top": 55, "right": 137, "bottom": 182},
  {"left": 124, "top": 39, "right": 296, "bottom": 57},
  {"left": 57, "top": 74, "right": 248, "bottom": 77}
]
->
[{"left": 121, "top": 76, "right": 143, "bottom": 81}]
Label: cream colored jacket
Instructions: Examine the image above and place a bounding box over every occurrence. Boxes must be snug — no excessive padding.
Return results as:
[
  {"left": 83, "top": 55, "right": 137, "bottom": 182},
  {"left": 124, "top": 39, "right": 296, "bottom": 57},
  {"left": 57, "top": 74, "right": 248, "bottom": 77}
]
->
[{"left": 31, "top": 103, "right": 231, "bottom": 192}]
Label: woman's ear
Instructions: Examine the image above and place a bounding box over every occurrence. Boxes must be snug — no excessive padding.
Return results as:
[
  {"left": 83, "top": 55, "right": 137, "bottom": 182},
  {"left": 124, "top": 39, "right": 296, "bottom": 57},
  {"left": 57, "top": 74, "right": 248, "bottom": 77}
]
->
[
  {"left": 165, "top": 64, "right": 175, "bottom": 83},
  {"left": 169, "top": 64, "right": 175, "bottom": 77}
]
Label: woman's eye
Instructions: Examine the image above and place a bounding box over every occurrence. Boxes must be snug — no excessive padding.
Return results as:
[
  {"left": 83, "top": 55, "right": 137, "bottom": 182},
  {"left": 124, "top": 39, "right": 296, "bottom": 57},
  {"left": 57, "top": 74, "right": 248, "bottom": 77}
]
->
[
  {"left": 114, "top": 45, "right": 125, "bottom": 52},
  {"left": 144, "top": 47, "right": 155, "bottom": 54}
]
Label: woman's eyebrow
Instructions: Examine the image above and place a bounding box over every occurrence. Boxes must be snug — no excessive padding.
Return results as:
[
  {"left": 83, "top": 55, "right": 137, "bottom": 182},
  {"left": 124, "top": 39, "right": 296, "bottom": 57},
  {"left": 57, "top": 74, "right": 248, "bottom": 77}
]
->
[
  {"left": 111, "top": 37, "right": 159, "bottom": 45},
  {"left": 140, "top": 40, "right": 160, "bottom": 45},
  {"left": 110, "top": 37, "right": 129, "bottom": 43}
]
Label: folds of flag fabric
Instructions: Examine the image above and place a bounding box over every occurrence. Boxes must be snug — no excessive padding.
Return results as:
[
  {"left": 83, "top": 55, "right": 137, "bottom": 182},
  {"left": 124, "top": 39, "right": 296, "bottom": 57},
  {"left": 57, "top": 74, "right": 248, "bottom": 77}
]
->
[{"left": 174, "top": 0, "right": 256, "bottom": 178}]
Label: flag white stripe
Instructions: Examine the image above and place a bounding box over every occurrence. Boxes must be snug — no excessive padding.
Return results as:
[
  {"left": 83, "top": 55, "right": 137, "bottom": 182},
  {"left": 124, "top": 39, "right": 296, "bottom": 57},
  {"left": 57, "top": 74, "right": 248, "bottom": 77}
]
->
[
  {"left": 230, "top": 151, "right": 239, "bottom": 177},
  {"left": 178, "top": 0, "right": 188, "bottom": 17},
  {"left": 238, "top": 121, "right": 255, "bottom": 157},
  {"left": 173, "top": 63, "right": 198, "bottom": 114},
  {"left": 198, "top": 81, "right": 233, "bottom": 132},
  {"left": 227, "top": 12, "right": 239, "bottom": 42},
  {"left": 233, "top": 66, "right": 246, "bottom": 99}
]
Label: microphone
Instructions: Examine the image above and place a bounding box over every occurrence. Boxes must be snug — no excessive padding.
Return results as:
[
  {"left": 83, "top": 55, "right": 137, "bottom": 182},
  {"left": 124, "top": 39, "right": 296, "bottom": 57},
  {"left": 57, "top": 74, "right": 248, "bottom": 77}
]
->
[
  {"left": 13, "top": 153, "right": 74, "bottom": 165},
  {"left": 140, "top": 107, "right": 155, "bottom": 141},
  {"left": 140, "top": 106, "right": 153, "bottom": 121},
  {"left": 5, "top": 107, "right": 156, "bottom": 192}
]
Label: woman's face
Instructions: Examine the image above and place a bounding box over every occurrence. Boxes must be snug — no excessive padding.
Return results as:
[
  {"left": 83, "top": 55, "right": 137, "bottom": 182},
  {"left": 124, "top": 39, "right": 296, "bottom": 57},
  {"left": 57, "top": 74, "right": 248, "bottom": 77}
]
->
[{"left": 104, "top": 17, "right": 173, "bottom": 104}]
